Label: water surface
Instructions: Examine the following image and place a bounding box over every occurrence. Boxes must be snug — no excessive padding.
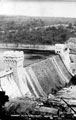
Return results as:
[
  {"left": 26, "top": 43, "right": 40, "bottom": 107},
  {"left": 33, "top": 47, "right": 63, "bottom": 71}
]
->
[{"left": 0, "top": 49, "right": 53, "bottom": 71}]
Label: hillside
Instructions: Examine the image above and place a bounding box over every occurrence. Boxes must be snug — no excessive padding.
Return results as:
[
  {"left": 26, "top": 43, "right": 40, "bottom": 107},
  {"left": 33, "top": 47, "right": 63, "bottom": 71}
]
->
[
  {"left": 0, "top": 16, "right": 76, "bottom": 45},
  {"left": 0, "top": 16, "right": 76, "bottom": 26}
]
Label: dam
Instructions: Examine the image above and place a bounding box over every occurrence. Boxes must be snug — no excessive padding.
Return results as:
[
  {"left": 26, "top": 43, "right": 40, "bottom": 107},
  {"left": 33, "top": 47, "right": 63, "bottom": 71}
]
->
[
  {"left": 0, "top": 46, "right": 73, "bottom": 99},
  {"left": 0, "top": 43, "right": 76, "bottom": 119}
]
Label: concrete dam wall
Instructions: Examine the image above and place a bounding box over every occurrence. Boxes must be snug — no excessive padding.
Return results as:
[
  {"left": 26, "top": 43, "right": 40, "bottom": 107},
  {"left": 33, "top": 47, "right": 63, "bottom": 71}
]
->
[
  {"left": 25, "top": 55, "right": 72, "bottom": 98},
  {"left": 0, "top": 43, "right": 55, "bottom": 51},
  {"left": 0, "top": 51, "right": 72, "bottom": 99}
]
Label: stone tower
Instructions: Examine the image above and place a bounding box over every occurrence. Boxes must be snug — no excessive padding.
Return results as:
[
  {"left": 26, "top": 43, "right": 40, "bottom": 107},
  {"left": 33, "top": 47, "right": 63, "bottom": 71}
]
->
[
  {"left": 3, "top": 51, "right": 24, "bottom": 69},
  {"left": 3, "top": 51, "right": 25, "bottom": 96}
]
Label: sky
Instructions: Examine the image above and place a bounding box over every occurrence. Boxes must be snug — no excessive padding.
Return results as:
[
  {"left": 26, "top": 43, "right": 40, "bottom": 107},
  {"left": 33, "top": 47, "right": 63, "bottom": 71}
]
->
[{"left": 0, "top": 0, "right": 76, "bottom": 18}]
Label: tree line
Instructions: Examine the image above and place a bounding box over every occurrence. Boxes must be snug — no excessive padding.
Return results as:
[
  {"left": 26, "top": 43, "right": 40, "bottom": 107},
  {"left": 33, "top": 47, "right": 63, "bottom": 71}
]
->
[{"left": 0, "top": 20, "right": 76, "bottom": 45}]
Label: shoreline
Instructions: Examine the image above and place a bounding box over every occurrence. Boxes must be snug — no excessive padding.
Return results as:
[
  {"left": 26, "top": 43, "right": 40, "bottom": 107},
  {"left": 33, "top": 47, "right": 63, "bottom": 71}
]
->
[{"left": 0, "top": 43, "right": 55, "bottom": 51}]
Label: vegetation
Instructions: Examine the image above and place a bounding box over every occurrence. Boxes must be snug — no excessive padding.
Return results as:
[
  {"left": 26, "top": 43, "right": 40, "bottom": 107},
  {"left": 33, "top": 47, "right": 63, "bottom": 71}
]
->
[{"left": 0, "top": 16, "right": 76, "bottom": 45}]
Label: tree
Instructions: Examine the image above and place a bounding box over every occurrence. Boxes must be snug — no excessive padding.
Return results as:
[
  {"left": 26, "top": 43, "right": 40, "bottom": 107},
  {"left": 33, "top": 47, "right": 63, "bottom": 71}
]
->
[
  {"left": 74, "top": 22, "right": 76, "bottom": 26},
  {"left": 68, "top": 23, "right": 73, "bottom": 29},
  {"left": 61, "top": 33, "right": 67, "bottom": 42}
]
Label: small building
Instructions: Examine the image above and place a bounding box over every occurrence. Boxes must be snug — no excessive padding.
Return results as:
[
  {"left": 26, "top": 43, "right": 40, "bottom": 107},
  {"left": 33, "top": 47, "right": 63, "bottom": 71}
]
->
[
  {"left": 55, "top": 42, "right": 76, "bottom": 76},
  {"left": 55, "top": 44, "right": 67, "bottom": 54}
]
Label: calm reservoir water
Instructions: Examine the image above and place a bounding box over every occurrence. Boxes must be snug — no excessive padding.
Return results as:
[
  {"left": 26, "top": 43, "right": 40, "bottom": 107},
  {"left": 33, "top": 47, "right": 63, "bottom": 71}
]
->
[{"left": 0, "top": 48, "right": 54, "bottom": 71}]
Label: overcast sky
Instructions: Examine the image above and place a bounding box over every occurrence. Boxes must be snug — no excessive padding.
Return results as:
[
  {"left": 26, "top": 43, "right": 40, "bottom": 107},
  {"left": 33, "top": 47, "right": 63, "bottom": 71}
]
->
[{"left": 0, "top": 0, "right": 76, "bottom": 18}]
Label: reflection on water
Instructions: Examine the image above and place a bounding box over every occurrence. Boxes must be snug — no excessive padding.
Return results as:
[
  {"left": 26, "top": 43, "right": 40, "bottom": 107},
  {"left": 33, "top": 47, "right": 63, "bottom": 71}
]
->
[
  {"left": 0, "top": 49, "right": 53, "bottom": 71},
  {"left": 24, "top": 52, "right": 53, "bottom": 67},
  {"left": 25, "top": 54, "right": 44, "bottom": 60}
]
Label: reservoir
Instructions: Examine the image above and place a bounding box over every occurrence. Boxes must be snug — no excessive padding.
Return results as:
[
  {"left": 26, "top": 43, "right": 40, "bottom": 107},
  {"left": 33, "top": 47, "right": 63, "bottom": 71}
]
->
[{"left": 0, "top": 48, "right": 54, "bottom": 71}]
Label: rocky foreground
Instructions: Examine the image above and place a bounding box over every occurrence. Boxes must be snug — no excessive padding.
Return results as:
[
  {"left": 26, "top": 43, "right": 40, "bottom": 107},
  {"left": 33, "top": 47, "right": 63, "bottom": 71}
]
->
[{"left": 0, "top": 85, "right": 75, "bottom": 120}]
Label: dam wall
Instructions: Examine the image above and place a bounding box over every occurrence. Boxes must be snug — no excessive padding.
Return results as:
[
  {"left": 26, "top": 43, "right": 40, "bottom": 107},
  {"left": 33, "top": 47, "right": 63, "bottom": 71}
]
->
[
  {"left": 0, "top": 51, "right": 72, "bottom": 99},
  {"left": 25, "top": 55, "right": 72, "bottom": 98},
  {"left": 0, "top": 43, "right": 55, "bottom": 51}
]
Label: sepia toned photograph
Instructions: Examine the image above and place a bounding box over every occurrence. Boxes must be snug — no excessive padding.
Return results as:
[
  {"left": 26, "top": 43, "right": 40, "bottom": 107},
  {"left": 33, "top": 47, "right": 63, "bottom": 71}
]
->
[{"left": 0, "top": 0, "right": 76, "bottom": 119}]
